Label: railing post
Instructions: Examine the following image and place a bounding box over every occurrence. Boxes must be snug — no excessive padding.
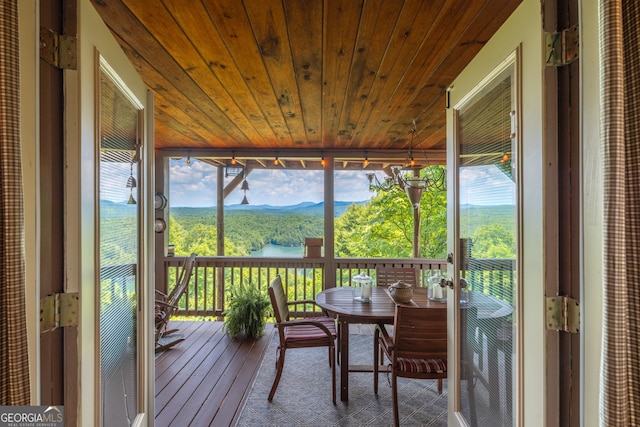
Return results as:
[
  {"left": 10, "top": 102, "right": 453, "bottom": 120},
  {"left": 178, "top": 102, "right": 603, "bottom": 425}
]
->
[
  {"left": 324, "top": 156, "right": 336, "bottom": 289},
  {"left": 216, "top": 266, "right": 224, "bottom": 320}
]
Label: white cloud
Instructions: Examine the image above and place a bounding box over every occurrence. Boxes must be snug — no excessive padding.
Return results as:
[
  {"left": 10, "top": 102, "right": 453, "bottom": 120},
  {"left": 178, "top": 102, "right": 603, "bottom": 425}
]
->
[
  {"left": 168, "top": 158, "right": 375, "bottom": 207},
  {"left": 169, "top": 159, "right": 218, "bottom": 207},
  {"left": 459, "top": 164, "right": 515, "bottom": 206},
  {"left": 335, "top": 170, "right": 374, "bottom": 202}
]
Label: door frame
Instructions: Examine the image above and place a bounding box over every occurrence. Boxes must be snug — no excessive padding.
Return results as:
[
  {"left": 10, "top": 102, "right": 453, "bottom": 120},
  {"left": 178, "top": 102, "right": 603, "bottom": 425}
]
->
[
  {"left": 445, "top": 0, "right": 545, "bottom": 424},
  {"left": 447, "top": 49, "right": 521, "bottom": 426},
  {"left": 36, "top": 0, "right": 79, "bottom": 423},
  {"left": 67, "top": 0, "right": 153, "bottom": 424},
  {"left": 19, "top": 0, "right": 44, "bottom": 406},
  {"left": 542, "top": 0, "right": 582, "bottom": 425}
]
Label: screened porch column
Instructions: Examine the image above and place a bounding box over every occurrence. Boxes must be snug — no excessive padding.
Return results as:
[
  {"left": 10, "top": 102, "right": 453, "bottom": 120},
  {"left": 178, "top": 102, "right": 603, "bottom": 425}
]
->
[{"left": 324, "top": 156, "right": 335, "bottom": 289}]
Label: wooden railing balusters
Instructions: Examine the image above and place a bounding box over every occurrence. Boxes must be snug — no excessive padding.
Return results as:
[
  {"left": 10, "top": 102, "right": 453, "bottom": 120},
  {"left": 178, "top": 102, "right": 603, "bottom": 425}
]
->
[{"left": 161, "top": 256, "right": 520, "bottom": 318}]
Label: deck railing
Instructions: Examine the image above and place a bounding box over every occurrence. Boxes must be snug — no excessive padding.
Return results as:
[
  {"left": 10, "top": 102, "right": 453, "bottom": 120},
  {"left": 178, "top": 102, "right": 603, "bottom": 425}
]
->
[
  {"left": 161, "top": 255, "right": 516, "bottom": 318},
  {"left": 162, "top": 256, "right": 449, "bottom": 318},
  {"left": 464, "top": 258, "right": 516, "bottom": 304}
]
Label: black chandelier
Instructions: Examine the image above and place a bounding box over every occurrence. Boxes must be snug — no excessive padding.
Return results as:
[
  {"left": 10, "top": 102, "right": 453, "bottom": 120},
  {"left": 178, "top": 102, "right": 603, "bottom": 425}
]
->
[{"left": 366, "top": 126, "right": 445, "bottom": 209}]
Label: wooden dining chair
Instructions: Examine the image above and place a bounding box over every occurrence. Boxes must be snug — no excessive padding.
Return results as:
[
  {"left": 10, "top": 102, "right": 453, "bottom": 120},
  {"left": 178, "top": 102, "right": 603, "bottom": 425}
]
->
[
  {"left": 373, "top": 267, "right": 420, "bottom": 360},
  {"left": 374, "top": 305, "right": 447, "bottom": 427},
  {"left": 375, "top": 266, "right": 419, "bottom": 287},
  {"left": 267, "top": 275, "right": 338, "bottom": 403}
]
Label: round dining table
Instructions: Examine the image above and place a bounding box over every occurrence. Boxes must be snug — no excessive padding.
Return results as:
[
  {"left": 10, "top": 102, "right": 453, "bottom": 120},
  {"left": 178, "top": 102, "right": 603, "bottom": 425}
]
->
[
  {"left": 316, "top": 285, "right": 512, "bottom": 404},
  {"left": 315, "top": 286, "right": 445, "bottom": 401}
]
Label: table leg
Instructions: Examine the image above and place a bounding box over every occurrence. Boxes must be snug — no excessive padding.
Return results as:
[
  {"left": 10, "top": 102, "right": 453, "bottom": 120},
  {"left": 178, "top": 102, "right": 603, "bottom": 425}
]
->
[{"left": 339, "top": 318, "right": 349, "bottom": 401}]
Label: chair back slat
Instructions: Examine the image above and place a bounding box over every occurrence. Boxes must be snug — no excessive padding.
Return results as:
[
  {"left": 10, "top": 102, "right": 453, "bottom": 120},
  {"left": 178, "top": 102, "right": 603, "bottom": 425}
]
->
[
  {"left": 268, "top": 275, "right": 290, "bottom": 323},
  {"left": 165, "top": 253, "right": 197, "bottom": 309},
  {"left": 165, "top": 253, "right": 197, "bottom": 303},
  {"left": 155, "top": 253, "right": 197, "bottom": 351},
  {"left": 376, "top": 267, "right": 419, "bottom": 287},
  {"left": 394, "top": 305, "right": 447, "bottom": 360}
]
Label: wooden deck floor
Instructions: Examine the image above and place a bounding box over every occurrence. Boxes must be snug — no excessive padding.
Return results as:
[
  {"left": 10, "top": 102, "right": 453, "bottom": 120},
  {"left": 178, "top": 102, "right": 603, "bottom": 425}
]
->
[
  {"left": 155, "top": 321, "right": 377, "bottom": 427},
  {"left": 154, "top": 320, "right": 276, "bottom": 427}
]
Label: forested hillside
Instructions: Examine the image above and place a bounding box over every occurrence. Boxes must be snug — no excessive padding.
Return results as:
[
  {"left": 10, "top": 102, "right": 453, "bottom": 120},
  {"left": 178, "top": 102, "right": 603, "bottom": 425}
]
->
[
  {"left": 170, "top": 208, "right": 323, "bottom": 255},
  {"left": 168, "top": 201, "right": 361, "bottom": 256},
  {"left": 165, "top": 165, "right": 514, "bottom": 259}
]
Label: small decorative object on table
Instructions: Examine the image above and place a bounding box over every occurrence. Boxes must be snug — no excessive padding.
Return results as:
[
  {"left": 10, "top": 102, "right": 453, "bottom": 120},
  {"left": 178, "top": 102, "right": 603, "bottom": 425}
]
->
[
  {"left": 352, "top": 271, "right": 373, "bottom": 302},
  {"left": 388, "top": 280, "right": 413, "bottom": 304},
  {"left": 428, "top": 273, "right": 447, "bottom": 302}
]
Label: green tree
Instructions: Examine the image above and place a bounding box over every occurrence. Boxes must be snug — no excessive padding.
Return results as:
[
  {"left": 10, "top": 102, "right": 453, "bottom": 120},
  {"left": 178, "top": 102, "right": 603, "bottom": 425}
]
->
[
  {"left": 169, "top": 216, "right": 246, "bottom": 256},
  {"left": 335, "top": 166, "right": 447, "bottom": 259},
  {"left": 470, "top": 223, "right": 515, "bottom": 258}
]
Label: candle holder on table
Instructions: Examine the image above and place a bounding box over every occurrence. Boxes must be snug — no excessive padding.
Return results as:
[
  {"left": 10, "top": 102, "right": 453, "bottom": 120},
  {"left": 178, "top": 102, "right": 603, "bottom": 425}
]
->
[
  {"left": 352, "top": 271, "right": 373, "bottom": 302},
  {"left": 428, "top": 273, "right": 447, "bottom": 302}
]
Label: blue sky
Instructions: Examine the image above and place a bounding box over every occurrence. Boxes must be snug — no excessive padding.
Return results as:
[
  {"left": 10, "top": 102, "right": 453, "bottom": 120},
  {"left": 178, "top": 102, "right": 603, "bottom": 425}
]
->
[
  {"left": 169, "top": 158, "right": 375, "bottom": 207},
  {"left": 103, "top": 158, "right": 514, "bottom": 207},
  {"left": 459, "top": 165, "right": 515, "bottom": 206},
  {"left": 168, "top": 158, "right": 515, "bottom": 208}
]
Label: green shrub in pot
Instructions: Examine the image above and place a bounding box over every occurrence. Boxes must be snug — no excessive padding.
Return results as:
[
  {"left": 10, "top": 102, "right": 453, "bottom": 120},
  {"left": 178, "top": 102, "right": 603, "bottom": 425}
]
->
[{"left": 223, "top": 284, "right": 271, "bottom": 339}]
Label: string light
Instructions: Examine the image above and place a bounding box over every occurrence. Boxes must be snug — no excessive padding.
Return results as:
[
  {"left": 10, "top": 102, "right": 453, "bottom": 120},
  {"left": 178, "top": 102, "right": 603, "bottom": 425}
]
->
[
  {"left": 363, "top": 155, "right": 369, "bottom": 167},
  {"left": 274, "top": 156, "right": 279, "bottom": 165},
  {"left": 186, "top": 153, "right": 191, "bottom": 165},
  {"left": 231, "top": 155, "right": 237, "bottom": 165},
  {"left": 321, "top": 156, "right": 326, "bottom": 167}
]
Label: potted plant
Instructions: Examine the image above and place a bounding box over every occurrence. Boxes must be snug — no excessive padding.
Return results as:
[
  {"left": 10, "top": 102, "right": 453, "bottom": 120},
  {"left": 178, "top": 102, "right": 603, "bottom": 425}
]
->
[{"left": 224, "top": 283, "right": 271, "bottom": 339}]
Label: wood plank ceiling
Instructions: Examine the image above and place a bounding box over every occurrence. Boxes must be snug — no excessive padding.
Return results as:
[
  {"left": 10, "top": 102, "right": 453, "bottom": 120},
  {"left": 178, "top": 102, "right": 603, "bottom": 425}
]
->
[{"left": 92, "top": 0, "right": 522, "bottom": 169}]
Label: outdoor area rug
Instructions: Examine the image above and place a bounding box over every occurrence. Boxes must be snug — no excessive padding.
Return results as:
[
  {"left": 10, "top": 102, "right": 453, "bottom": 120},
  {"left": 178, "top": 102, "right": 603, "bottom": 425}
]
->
[{"left": 235, "top": 332, "right": 448, "bottom": 427}]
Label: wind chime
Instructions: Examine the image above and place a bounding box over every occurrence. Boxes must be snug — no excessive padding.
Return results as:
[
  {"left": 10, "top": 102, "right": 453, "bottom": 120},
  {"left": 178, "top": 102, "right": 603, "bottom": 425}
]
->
[
  {"left": 240, "top": 171, "right": 250, "bottom": 205},
  {"left": 126, "top": 159, "right": 137, "bottom": 204}
]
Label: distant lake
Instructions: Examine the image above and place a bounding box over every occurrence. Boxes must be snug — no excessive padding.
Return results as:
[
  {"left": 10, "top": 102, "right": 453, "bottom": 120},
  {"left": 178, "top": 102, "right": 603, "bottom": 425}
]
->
[{"left": 251, "top": 243, "right": 304, "bottom": 257}]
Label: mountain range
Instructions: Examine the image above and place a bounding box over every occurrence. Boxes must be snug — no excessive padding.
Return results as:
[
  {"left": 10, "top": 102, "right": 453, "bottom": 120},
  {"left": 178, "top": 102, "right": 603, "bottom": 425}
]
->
[{"left": 173, "top": 201, "right": 367, "bottom": 217}]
